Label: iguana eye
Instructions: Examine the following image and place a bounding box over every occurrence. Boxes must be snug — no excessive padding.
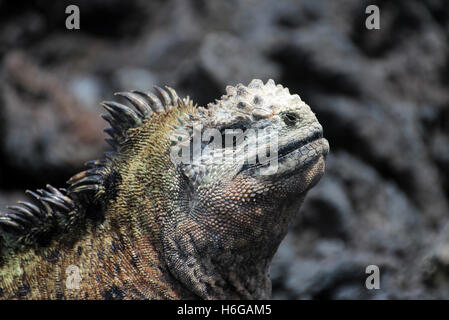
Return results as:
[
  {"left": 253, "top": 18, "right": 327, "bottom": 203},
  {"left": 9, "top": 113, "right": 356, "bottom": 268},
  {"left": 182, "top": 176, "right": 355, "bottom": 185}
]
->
[{"left": 282, "top": 112, "right": 300, "bottom": 125}]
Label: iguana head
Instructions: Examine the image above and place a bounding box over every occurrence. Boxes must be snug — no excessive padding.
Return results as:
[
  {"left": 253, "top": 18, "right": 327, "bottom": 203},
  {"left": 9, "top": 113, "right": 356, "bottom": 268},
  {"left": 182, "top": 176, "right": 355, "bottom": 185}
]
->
[
  {"left": 173, "top": 78, "right": 327, "bottom": 203},
  {"left": 162, "top": 79, "right": 329, "bottom": 298},
  {"left": 66, "top": 78, "right": 328, "bottom": 299}
]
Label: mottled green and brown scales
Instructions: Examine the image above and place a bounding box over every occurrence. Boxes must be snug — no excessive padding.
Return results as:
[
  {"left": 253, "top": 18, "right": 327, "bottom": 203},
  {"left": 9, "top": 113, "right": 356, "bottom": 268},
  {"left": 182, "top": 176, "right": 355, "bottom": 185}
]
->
[{"left": 0, "top": 79, "right": 329, "bottom": 299}]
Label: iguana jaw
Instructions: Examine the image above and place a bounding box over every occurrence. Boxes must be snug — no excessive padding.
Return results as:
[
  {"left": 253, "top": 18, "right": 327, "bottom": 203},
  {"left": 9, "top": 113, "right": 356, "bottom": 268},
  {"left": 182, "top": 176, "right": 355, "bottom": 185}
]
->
[
  {"left": 239, "top": 134, "right": 329, "bottom": 181},
  {"left": 263, "top": 138, "right": 328, "bottom": 179}
]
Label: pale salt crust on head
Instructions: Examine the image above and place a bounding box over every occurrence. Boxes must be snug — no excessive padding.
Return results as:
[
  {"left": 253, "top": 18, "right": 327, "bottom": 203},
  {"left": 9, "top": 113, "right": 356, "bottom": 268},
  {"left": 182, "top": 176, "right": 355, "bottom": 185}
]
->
[{"left": 196, "top": 79, "right": 312, "bottom": 126}]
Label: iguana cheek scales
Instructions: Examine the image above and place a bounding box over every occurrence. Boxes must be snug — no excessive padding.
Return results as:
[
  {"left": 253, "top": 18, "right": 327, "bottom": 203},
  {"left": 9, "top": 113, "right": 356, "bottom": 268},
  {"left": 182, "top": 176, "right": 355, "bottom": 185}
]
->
[{"left": 0, "top": 79, "right": 328, "bottom": 299}]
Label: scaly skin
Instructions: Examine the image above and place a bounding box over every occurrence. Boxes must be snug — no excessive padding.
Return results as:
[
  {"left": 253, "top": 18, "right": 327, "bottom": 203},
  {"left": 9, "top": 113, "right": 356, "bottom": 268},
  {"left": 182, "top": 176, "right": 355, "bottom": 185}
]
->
[{"left": 0, "top": 79, "right": 329, "bottom": 299}]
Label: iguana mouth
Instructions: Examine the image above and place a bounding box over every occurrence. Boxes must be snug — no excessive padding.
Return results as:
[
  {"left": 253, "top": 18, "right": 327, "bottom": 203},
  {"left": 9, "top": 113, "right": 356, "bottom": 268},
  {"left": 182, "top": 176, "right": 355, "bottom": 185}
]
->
[
  {"left": 238, "top": 131, "right": 328, "bottom": 174},
  {"left": 277, "top": 131, "right": 324, "bottom": 159}
]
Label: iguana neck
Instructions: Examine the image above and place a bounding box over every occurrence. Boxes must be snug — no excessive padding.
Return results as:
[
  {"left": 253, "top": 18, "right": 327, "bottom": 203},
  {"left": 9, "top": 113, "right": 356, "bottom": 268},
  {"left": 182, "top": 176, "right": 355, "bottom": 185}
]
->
[
  {"left": 163, "top": 229, "right": 273, "bottom": 299},
  {"left": 103, "top": 140, "right": 272, "bottom": 299},
  {"left": 161, "top": 194, "right": 307, "bottom": 299}
]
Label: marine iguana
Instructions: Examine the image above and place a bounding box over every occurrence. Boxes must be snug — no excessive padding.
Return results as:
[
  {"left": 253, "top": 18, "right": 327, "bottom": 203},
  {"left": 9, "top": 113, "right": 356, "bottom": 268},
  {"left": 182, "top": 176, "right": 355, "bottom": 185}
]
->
[{"left": 0, "top": 79, "right": 329, "bottom": 299}]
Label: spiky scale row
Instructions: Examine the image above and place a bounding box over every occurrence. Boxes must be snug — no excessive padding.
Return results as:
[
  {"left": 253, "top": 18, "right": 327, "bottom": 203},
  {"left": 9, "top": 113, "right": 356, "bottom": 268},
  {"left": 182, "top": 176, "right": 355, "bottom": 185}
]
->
[
  {"left": 0, "top": 85, "right": 184, "bottom": 243},
  {"left": 67, "top": 85, "right": 184, "bottom": 200},
  {"left": 102, "top": 85, "right": 182, "bottom": 144},
  {"left": 115, "top": 91, "right": 153, "bottom": 118},
  {"left": 0, "top": 185, "right": 74, "bottom": 243},
  {"left": 1, "top": 83, "right": 196, "bottom": 248}
]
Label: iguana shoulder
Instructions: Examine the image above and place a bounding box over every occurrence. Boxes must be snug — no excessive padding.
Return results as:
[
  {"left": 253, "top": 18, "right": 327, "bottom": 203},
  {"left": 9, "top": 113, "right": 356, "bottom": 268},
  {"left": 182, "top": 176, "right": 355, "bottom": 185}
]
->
[{"left": 0, "top": 87, "right": 196, "bottom": 299}]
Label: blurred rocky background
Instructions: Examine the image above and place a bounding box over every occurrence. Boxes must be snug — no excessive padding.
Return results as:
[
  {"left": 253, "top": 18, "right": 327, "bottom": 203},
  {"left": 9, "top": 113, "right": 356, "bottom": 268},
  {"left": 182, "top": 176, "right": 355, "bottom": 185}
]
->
[{"left": 1, "top": 0, "right": 449, "bottom": 299}]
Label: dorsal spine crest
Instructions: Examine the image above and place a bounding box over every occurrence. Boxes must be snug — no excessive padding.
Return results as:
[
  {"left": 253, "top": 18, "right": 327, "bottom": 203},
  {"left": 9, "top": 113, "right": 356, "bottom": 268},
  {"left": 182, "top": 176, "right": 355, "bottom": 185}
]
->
[{"left": 0, "top": 85, "right": 185, "bottom": 246}]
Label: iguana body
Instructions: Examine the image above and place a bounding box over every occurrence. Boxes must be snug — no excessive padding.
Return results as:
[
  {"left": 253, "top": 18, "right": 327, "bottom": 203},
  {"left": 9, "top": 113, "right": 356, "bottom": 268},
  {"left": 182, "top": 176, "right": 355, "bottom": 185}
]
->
[{"left": 0, "top": 79, "right": 329, "bottom": 299}]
